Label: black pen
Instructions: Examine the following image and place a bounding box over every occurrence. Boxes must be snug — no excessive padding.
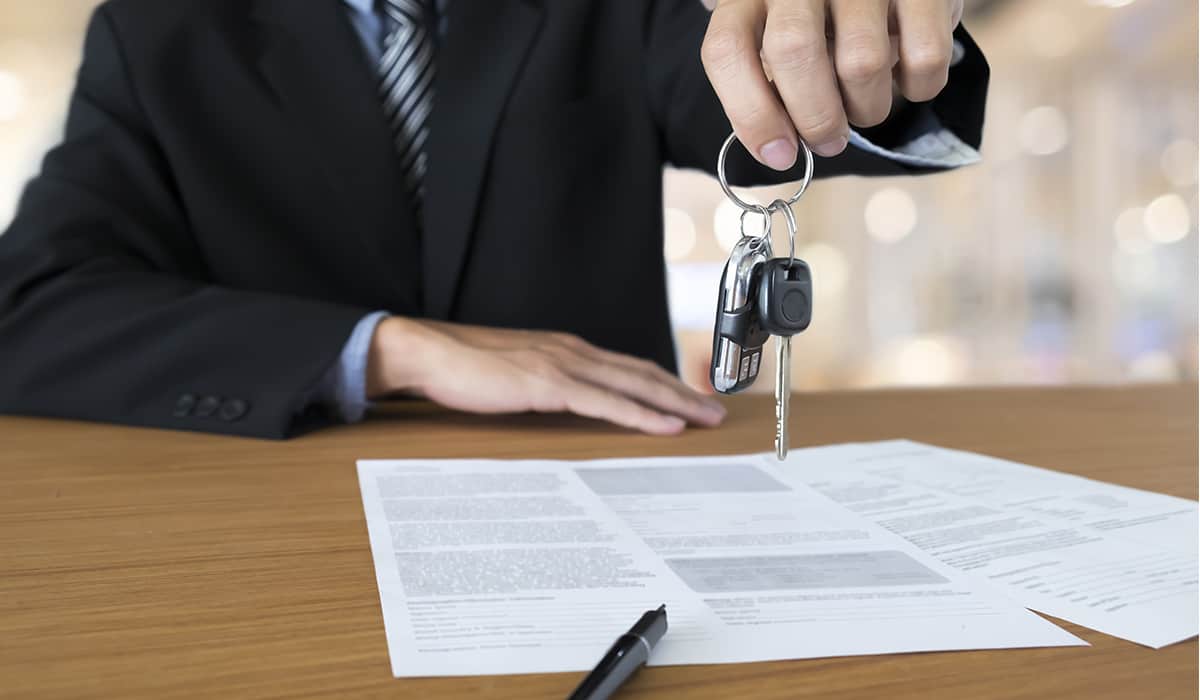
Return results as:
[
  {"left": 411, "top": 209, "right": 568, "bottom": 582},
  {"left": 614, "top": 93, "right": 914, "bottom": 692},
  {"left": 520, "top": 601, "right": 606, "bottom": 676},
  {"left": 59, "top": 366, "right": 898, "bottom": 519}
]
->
[{"left": 567, "top": 605, "right": 669, "bottom": 700}]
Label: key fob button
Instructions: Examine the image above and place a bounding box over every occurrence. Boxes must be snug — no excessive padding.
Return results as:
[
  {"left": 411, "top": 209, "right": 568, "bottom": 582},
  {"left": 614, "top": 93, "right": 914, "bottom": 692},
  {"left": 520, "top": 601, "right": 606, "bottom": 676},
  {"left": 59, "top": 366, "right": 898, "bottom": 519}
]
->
[{"left": 782, "top": 289, "right": 808, "bottom": 323}]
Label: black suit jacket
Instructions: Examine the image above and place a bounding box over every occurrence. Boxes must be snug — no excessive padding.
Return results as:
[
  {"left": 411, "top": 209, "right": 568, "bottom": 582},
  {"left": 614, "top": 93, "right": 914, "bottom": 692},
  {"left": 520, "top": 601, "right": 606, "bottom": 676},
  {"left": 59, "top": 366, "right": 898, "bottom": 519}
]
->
[{"left": 0, "top": 0, "right": 988, "bottom": 438}]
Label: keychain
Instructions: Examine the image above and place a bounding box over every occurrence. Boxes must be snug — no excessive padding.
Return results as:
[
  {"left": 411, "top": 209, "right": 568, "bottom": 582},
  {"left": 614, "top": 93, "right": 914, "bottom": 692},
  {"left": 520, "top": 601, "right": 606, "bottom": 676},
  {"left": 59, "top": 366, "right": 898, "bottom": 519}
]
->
[{"left": 708, "top": 133, "right": 815, "bottom": 460}]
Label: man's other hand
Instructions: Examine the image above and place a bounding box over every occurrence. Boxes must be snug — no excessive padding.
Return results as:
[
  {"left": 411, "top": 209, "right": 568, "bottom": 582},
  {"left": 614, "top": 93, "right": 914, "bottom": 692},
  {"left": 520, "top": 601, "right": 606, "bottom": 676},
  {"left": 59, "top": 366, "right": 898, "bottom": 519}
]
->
[
  {"left": 702, "top": 0, "right": 965, "bottom": 168},
  {"left": 365, "top": 317, "right": 727, "bottom": 434}
]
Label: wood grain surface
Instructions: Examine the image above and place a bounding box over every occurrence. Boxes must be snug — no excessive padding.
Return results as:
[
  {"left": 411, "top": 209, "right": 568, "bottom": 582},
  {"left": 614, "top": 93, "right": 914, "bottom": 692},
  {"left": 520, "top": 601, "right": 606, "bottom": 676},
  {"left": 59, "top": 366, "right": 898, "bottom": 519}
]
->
[{"left": 2, "top": 384, "right": 1197, "bottom": 699}]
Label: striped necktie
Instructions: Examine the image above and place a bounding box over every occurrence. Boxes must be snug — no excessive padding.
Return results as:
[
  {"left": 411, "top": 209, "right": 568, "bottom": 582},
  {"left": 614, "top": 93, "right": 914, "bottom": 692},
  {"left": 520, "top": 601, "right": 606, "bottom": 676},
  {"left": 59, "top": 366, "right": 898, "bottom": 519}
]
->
[{"left": 377, "top": 0, "right": 435, "bottom": 220}]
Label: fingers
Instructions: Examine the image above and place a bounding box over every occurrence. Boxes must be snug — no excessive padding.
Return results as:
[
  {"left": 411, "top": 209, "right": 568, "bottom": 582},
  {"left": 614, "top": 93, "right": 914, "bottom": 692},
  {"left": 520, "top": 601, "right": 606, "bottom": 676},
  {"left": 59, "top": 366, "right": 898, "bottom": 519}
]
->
[
  {"left": 549, "top": 375, "right": 688, "bottom": 436},
  {"left": 702, "top": 0, "right": 800, "bottom": 170},
  {"left": 892, "top": 0, "right": 954, "bottom": 102},
  {"left": 760, "top": 0, "right": 849, "bottom": 157},
  {"left": 420, "top": 325, "right": 727, "bottom": 435},
  {"left": 555, "top": 343, "right": 727, "bottom": 428},
  {"left": 829, "top": 0, "right": 893, "bottom": 128},
  {"left": 705, "top": 0, "right": 957, "bottom": 160}
]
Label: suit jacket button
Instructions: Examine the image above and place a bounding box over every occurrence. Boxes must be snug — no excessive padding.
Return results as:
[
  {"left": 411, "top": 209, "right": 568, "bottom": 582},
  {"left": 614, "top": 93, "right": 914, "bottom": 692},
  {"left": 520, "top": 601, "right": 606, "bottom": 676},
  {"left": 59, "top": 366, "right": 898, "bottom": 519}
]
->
[
  {"left": 196, "top": 395, "right": 221, "bottom": 417},
  {"left": 174, "top": 393, "right": 197, "bottom": 417},
  {"left": 219, "top": 399, "right": 249, "bottom": 422}
]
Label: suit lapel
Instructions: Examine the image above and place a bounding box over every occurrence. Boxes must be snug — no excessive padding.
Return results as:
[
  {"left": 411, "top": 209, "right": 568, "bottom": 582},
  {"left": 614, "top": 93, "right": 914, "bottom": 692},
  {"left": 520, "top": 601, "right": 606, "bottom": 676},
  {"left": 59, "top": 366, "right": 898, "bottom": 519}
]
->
[
  {"left": 251, "top": 0, "right": 421, "bottom": 310},
  {"left": 421, "top": 0, "right": 543, "bottom": 319}
]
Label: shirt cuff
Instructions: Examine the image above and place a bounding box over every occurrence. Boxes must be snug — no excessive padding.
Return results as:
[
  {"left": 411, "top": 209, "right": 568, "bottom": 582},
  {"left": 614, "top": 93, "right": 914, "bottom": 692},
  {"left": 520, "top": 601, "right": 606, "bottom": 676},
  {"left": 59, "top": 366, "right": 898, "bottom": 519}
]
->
[
  {"left": 849, "top": 123, "right": 981, "bottom": 169},
  {"left": 313, "top": 310, "right": 389, "bottom": 423}
]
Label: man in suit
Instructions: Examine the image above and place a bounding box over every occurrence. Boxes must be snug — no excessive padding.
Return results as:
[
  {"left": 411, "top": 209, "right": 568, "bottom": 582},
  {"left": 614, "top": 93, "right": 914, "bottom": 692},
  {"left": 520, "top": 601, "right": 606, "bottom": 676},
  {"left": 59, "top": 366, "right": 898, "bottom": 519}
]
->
[{"left": 0, "top": 0, "right": 986, "bottom": 439}]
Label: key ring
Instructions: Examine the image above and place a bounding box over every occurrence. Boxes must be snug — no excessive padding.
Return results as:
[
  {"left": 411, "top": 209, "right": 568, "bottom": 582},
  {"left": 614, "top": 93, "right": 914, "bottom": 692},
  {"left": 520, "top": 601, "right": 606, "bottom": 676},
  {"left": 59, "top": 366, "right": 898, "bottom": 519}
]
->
[
  {"left": 716, "top": 132, "right": 814, "bottom": 214},
  {"left": 738, "top": 203, "right": 772, "bottom": 242},
  {"left": 771, "top": 198, "right": 798, "bottom": 267}
]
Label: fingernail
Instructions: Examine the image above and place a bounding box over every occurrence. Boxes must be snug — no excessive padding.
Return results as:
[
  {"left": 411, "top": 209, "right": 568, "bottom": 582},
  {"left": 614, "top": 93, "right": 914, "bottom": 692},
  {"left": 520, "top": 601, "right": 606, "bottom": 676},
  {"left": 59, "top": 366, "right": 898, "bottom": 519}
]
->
[
  {"left": 812, "top": 135, "right": 849, "bottom": 157},
  {"left": 705, "top": 400, "right": 727, "bottom": 417},
  {"left": 759, "top": 139, "right": 798, "bottom": 171}
]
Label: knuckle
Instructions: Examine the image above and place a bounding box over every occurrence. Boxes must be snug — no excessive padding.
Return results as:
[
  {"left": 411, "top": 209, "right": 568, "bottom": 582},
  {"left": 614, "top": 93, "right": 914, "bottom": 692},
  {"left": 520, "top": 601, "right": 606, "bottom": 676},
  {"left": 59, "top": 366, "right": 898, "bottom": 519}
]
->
[
  {"left": 904, "top": 42, "right": 951, "bottom": 79},
  {"left": 762, "top": 17, "right": 824, "bottom": 70},
  {"left": 551, "top": 331, "right": 584, "bottom": 350},
  {"left": 701, "top": 25, "right": 747, "bottom": 74},
  {"left": 533, "top": 341, "right": 567, "bottom": 361},
  {"left": 723, "top": 100, "right": 771, "bottom": 135},
  {"left": 837, "top": 42, "right": 889, "bottom": 85},
  {"left": 634, "top": 357, "right": 674, "bottom": 384},
  {"left": 525, "top": 353, "right": 560, "bottom": 379}
]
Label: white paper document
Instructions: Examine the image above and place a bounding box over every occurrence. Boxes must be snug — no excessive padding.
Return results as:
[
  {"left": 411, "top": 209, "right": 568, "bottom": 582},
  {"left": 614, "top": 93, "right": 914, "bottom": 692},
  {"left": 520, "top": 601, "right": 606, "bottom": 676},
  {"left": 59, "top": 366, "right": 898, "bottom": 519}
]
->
[
  {"left": 790, "top": 441, "right": 1199, "bottom": 649},
  {"left": 358, "top": 454, "right": 1083, "bottom": 677}
]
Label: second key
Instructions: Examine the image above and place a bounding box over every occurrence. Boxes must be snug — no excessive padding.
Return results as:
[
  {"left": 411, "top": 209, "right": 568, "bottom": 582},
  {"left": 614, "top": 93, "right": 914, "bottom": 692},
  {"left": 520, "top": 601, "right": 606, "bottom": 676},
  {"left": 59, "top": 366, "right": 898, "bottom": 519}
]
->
[{"left": 757, "top": 257, "right": 813, "bottom": 460}]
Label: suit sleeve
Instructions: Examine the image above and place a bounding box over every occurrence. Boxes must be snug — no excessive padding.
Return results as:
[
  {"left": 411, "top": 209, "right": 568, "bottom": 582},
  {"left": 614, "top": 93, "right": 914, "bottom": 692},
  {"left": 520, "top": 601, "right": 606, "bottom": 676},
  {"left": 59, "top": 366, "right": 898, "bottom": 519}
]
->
[
  {"left": 642, "top": 0, "right": 991, "bottom": 184},
  {"left": 0, "top": 6, "right": 372, "bottom": 439}
]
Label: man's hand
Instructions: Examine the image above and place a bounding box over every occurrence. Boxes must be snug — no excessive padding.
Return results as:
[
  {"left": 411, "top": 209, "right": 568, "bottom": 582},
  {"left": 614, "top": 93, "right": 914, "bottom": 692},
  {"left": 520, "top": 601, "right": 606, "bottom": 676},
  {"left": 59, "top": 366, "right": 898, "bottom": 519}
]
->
[
  {"left": 702, "top": 0, "right": 965, "bottom": 168},
  {"left": 365, "top": 317, "right": 727, "bottom": 435}
]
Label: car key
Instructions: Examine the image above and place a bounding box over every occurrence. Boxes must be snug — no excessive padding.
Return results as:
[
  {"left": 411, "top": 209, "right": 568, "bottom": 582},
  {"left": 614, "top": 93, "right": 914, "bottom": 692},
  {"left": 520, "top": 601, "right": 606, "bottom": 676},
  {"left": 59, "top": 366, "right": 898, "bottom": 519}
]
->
[
  {"left": 757, "top": 256, "right": 813, "bottom": 459},
  {"left": 709, "top": 225, "right": 772, "bottom": 394},
  {"left": 757, "top": 200, "right": 812, "bottom": 460}
]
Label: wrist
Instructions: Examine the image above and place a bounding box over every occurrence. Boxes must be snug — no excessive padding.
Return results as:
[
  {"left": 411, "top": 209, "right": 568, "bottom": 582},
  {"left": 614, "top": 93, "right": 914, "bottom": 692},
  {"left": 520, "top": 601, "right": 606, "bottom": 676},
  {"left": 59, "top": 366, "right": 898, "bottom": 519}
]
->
[{"left": 365, "top": 316, "right": 442, "bottom": 399}]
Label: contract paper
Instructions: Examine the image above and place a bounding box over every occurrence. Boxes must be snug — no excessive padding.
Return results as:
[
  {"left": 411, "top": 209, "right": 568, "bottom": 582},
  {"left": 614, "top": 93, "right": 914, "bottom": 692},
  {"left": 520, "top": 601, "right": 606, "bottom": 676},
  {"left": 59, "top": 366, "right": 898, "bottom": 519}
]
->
[
  {"left": 357, "top": 455, "right": 1082, "bottom": 677},
  {"left": 789, "top": 441, "right": 1199, "bottom": 649}
]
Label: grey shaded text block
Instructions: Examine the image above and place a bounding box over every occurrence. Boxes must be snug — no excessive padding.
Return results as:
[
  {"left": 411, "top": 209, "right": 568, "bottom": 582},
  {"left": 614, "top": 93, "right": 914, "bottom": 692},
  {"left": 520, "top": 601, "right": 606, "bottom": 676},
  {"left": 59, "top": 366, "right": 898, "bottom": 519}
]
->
[{"left": 666, "top": 551, "right": 949, "bottom": 592}]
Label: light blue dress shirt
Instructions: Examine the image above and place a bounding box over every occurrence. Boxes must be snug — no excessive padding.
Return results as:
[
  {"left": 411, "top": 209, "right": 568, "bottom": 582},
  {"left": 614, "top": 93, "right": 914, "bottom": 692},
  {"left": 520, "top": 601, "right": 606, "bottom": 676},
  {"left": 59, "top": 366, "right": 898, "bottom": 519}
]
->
[
  {"left": 343, "top": 0, "right": 386, "bottom": 63},
  {"left": 317, "top": 0, "right": 979, "bottom": 424}
]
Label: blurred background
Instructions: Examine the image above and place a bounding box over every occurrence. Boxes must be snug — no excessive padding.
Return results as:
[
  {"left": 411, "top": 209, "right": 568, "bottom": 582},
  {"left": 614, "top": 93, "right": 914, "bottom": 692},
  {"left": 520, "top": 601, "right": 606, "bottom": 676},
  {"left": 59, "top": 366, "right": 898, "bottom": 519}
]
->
[{"left": 1, "top": 0, "right": 1196, "bottom": 394}]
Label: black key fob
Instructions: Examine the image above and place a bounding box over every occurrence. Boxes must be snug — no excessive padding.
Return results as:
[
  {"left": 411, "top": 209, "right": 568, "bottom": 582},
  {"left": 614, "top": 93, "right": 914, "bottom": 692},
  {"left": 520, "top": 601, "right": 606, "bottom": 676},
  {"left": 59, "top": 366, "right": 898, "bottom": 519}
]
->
[
  {"left": 757, "top": 257, "right": 812, "bottom": 337},
  {"left": 710, "top": 235, "right": 772, "bottom": 394}
]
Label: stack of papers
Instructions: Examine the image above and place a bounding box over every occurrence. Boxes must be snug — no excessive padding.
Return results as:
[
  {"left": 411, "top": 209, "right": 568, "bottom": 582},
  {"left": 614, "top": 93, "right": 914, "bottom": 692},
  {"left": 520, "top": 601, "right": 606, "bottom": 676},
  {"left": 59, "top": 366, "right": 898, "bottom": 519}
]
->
[{"left": 356, "top": 441, "right": 1198, "bottom": 677}]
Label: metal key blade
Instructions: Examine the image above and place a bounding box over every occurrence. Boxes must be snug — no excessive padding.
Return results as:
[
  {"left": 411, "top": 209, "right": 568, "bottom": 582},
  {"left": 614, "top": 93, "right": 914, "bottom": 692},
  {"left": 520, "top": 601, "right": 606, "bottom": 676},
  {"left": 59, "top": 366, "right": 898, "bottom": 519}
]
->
[{"left": 774, "top": 335, "right": 791, "bottom": 461}]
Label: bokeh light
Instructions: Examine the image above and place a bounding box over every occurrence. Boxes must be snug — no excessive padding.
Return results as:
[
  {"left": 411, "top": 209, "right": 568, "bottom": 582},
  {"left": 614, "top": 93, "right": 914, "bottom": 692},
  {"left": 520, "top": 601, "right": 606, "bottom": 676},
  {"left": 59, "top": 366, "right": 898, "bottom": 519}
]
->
[
  {"left": 869, "top": 335, "right": 970, "bottom": 386},
  {"left": 864, "top": 187, "right": 918, "bottom": 243},
  {"left": 1113, "top": 207, "right": 1151, "bottom": 254},
  {"left": 712, "top": 194, "right": 765, "bottom": 253},
  {"left": 796, "top": 242, "right": 848, "bottom": 299},
  {"left": 663, "top": 207, "right": 696, "bottom": 261},
  {"left": 1143, "top": 194, "right": 1191, "bottom": 244},
  {"left": 712, "top": 199, "right": 742, "bottom": 253},
  {"left": 1018, "top": 106, "right": 1069, "bottom": 156}
]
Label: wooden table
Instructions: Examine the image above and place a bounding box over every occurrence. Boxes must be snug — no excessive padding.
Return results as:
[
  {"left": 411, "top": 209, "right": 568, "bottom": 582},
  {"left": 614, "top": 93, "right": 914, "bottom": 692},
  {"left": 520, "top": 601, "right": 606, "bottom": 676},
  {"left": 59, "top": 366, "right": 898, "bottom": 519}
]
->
[{"left": 2, "top": 385, "right": 1197, "bottom": 699}]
